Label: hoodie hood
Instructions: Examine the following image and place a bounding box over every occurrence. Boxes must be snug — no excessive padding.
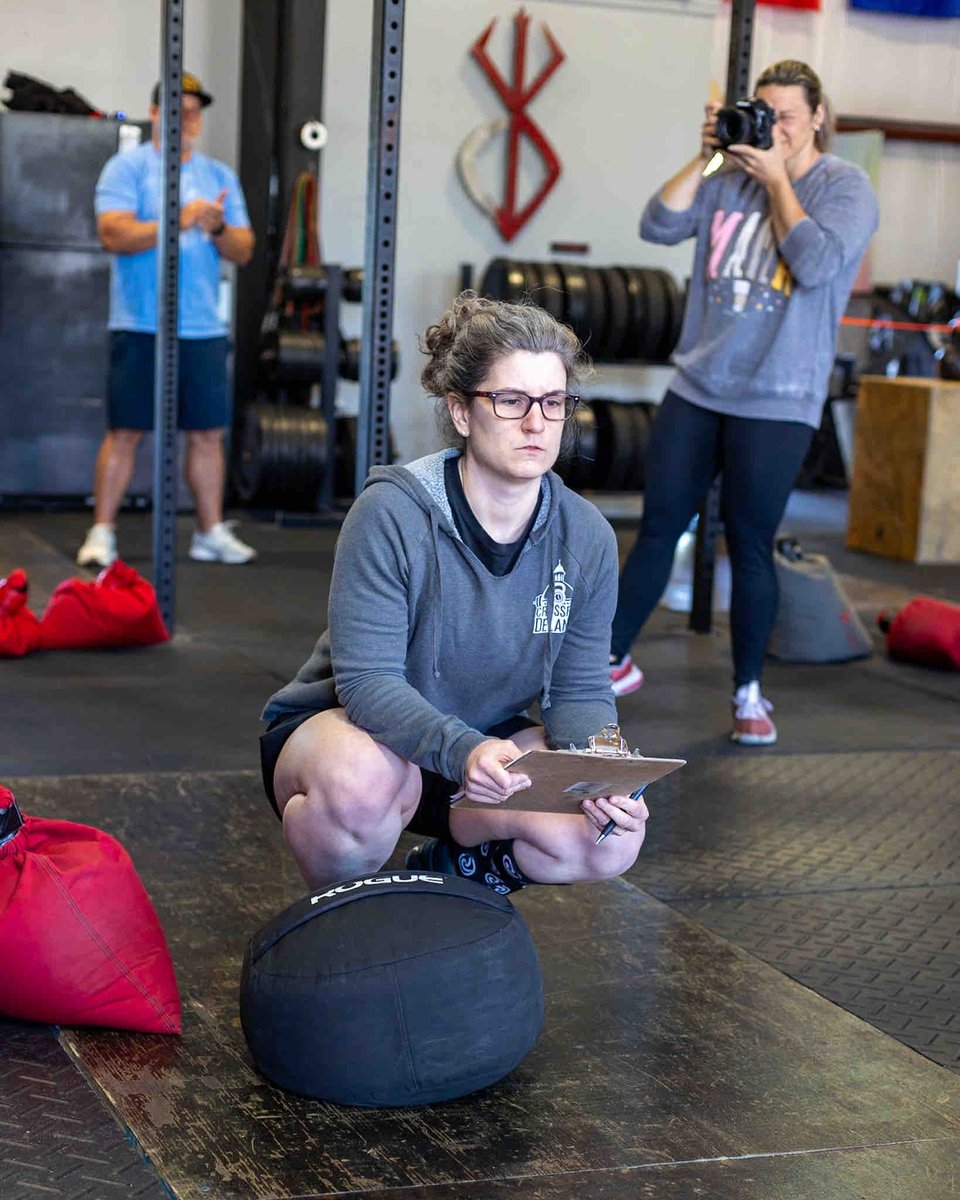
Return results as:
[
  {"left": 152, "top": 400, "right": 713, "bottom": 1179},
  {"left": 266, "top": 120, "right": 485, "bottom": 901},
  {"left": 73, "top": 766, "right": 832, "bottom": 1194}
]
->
[{"left": 363, "top": 450, "right": 558, "bottom": 547}]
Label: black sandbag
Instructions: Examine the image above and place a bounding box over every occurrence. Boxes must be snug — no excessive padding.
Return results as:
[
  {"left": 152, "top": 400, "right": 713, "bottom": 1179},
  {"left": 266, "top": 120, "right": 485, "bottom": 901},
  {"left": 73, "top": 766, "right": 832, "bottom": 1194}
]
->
[{"left": 240, "top": 871, "right": 544, "bottom": 1107}]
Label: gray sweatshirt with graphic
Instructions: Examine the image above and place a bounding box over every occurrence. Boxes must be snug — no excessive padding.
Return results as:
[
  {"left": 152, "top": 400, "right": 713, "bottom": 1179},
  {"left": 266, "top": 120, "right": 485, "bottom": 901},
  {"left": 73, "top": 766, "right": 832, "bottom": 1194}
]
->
[
  {"left": 262, "top": 450, "right": 619, "bottom": 784},
  {"left": 642, "top": 153, "right": 878, "bottom": 427}
]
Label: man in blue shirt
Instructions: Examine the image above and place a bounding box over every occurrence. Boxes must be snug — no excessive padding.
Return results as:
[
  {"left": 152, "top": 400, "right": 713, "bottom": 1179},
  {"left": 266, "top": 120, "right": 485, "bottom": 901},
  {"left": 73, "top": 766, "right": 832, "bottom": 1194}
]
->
[{"left": 77, "top": 73, "right": 257, "bottom": 568}]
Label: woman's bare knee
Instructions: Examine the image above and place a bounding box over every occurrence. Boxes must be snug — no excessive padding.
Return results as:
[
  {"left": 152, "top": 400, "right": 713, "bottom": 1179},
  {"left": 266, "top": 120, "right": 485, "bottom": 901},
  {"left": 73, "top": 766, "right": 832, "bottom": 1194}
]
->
[{"left": 581, "top": 829, "right": 645, "bottom": 880}]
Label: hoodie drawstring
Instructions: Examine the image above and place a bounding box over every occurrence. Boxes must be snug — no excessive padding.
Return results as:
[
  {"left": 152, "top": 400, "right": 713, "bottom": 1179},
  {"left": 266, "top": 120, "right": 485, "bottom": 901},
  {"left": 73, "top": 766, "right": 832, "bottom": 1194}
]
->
[
  {"left": 539, "top": 527, "right": 559, "bottom": 712},
  {"left": 430, "top": 507, "right": 443, "bottom": 679}
]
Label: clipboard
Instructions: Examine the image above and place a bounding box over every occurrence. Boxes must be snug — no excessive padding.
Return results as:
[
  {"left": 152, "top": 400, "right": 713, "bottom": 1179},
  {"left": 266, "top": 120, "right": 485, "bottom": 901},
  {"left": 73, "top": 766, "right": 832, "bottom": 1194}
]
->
[{"left": 451, "top": 723, "right": 685, "bottom": 814}]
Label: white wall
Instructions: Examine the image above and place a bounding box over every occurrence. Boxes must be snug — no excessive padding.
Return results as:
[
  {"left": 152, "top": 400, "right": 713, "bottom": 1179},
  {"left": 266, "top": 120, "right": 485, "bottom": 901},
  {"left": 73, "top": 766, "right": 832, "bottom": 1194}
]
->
[
  {"left": 325, "top": 0, "right": 716, "bottom": 461},
  {"left": 0, "top": 0, "right": 241, "bottom": 166}
]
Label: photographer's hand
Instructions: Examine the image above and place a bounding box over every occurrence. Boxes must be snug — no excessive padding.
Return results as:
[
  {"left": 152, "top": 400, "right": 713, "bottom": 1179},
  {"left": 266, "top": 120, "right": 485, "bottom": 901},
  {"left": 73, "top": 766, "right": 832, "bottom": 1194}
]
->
[
  {"left": 660, "top": 101, "right": 723, "bottom": 213},
  {"left": 700, "top": 101, "right": 722, "bottom": 162},
  {"left": 727, "top": 137, "right": 807, "bottom": 244},
  {"left": 725, "top": 138, "right": 789, "bottom": 190}
]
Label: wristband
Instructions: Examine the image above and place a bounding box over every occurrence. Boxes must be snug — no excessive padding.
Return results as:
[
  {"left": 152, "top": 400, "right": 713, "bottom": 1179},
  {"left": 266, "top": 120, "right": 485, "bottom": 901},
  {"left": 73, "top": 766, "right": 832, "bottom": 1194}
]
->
[{"left": 210, "top": 220, "right": 226, "bottom": 237}]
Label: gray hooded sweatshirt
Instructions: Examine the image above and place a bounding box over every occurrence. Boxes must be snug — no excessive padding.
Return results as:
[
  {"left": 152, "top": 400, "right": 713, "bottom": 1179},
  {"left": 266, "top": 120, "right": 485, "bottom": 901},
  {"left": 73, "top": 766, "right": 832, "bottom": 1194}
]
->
[{"left": 262, "top": 450, "right": 619, "bottom": 785}]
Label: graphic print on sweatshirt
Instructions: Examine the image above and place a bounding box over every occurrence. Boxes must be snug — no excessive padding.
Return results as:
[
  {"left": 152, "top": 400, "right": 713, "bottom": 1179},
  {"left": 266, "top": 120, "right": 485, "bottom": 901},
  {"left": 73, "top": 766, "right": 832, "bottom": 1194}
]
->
[
  {"left": 533, "top": 560, "right": 572, "bottom": 635},
  {"left": 708, "top": 207, "right": 793, "bottom": 318}
]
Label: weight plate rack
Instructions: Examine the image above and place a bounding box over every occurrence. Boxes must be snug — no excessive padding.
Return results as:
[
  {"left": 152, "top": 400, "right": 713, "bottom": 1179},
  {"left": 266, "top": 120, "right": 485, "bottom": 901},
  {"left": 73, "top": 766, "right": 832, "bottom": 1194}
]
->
[{"left": 479, "top": 257, "right": 687, "bottom": 365}]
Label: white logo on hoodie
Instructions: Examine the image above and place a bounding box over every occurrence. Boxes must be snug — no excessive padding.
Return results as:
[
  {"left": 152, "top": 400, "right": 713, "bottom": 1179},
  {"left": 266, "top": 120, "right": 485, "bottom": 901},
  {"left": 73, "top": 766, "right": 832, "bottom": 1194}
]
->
[{"left": 533, "top": 560, "right": 571, "bottom": 634}]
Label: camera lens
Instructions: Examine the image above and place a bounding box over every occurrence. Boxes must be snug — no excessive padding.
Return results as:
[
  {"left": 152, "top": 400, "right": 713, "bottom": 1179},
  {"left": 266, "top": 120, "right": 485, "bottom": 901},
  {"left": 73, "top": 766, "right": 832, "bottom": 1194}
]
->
[{"left": 715, "top": 107, "right": 753, "bottom": 148}]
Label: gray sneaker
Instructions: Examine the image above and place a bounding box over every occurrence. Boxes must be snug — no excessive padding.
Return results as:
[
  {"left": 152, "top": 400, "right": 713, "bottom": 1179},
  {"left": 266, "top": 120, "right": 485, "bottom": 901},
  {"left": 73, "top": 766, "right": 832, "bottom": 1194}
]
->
[
  {"left": 76, "top": 524, "right": 117, "bottom": 569},
  {"left": 189, "top": 521, "right": 256, "bottom": 564}
]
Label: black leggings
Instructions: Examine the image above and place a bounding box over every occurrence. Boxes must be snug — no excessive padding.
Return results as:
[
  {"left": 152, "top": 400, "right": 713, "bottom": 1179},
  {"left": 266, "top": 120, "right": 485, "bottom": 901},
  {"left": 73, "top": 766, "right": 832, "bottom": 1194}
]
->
[{"left": 611, "top": 391, "right": 814, "bottom": 686}]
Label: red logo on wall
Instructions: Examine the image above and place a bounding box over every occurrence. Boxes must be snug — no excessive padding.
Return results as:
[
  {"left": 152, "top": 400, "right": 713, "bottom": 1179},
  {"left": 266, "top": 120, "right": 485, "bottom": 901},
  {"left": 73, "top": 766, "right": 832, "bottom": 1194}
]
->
[{"left": 457, "top": 8, "right": 565, "bottom": 242}]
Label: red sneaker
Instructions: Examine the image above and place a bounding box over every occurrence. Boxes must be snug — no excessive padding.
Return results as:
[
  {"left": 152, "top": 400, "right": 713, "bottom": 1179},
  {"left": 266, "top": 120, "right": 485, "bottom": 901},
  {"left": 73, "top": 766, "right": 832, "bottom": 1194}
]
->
[
  {"left": 610, "top": 654, "right": 644, "bottom": 697},
  {"left": 730, "top": 681, "right": 777, "bottom": 745}
]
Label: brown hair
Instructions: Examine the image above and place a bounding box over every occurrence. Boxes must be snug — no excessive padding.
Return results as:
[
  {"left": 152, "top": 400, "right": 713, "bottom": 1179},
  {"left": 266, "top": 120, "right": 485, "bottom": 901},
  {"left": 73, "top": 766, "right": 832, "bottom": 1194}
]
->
[
  {"left": 420, "top": 290, "right": 590, "bottom": 451},
  {"left": 755, "top": 59, "right": 832, "bottom": 152}
]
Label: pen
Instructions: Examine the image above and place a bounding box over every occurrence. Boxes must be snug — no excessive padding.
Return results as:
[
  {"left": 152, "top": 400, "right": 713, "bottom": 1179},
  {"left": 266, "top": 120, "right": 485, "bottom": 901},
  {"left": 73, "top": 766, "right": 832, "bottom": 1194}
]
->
[{"left": 595, "top": 785, "right": 647, "bottom": 845}]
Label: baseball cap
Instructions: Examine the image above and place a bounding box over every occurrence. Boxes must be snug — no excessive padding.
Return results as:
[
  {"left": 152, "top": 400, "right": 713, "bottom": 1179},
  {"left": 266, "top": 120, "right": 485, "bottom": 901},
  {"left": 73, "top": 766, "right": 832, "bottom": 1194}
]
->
[{"left": 151, "top": 71, "right": 213, "bottom": 108}]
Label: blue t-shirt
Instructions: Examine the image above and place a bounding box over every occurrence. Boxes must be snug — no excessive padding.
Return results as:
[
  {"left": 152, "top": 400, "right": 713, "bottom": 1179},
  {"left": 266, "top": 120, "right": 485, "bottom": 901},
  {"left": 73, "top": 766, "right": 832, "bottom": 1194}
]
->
[{"left": 94, "top": 142, "right": 251, "bottom": 338}]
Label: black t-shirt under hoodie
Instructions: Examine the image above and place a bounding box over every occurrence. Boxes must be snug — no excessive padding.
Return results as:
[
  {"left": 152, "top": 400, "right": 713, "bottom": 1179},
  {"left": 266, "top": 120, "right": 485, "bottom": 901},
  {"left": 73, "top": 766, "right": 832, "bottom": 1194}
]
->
[{"left": 444, "top": 454, "right": 539, "bottom": 577}]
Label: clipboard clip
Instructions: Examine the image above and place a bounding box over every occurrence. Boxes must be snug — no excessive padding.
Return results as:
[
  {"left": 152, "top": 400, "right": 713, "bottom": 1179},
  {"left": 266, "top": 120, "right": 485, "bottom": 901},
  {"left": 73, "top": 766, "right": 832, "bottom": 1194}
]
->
[{"left": 570, "top": 723, "right": 640, "bottom": 758}]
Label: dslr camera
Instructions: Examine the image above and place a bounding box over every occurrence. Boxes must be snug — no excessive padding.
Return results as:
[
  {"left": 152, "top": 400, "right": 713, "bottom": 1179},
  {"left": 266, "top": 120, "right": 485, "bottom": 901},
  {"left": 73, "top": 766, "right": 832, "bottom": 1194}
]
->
[{"left": 714, "top": 97, "right": 776, "bottom": 150}]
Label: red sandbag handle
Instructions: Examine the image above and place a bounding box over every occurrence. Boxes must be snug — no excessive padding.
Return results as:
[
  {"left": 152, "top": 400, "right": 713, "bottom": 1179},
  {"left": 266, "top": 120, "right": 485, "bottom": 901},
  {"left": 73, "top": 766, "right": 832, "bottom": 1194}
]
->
[{"left": 0, "top": 795, "right": 24, "bottom": 848}]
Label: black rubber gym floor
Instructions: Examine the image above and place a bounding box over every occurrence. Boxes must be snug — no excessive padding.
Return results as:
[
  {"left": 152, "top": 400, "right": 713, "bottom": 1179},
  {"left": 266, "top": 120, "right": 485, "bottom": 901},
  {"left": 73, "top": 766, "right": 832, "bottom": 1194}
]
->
[
  {"left": 6, "top": 769, "right": 960, "bottom": 1200},
  {"left": 1, "top": 498, "right": 958, "bottom": 1199},
  {"left": 626, "top": 750, "right": 960, "bottom": 1071}
]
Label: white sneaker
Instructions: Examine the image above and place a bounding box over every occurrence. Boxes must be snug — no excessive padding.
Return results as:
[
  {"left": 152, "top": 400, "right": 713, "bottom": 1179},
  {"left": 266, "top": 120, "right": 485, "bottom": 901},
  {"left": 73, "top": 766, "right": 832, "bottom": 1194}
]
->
[
  {"left": 189, "top": 520, "right": 257, "bottom": 564},
  {"left": 76, "top": 523, "right": 117, "bottom": 569}
]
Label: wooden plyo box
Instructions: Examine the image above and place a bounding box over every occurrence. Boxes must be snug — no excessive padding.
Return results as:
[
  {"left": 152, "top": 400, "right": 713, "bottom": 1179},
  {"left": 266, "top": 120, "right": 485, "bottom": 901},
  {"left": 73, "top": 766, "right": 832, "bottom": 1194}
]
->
[{"left": 846, "top": 375, "right": 960, "bottom": 563}]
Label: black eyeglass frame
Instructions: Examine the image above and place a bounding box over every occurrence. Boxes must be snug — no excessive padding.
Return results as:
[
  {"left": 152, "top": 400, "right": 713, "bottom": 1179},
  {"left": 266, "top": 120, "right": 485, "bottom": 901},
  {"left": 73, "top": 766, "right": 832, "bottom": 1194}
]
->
[{"left": 461, "top": 390, "right": 580, "bottom": 421}]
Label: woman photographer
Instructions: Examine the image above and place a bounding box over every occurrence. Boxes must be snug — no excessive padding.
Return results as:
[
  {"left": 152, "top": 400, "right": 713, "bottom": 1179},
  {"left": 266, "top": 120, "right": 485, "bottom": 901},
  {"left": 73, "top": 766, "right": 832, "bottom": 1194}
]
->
[
  {"left": 260, "top": 293, "right": 648, "bottom": 894},
  {"left": 610, "top": 60, "right": 878, "bottom": 745}
]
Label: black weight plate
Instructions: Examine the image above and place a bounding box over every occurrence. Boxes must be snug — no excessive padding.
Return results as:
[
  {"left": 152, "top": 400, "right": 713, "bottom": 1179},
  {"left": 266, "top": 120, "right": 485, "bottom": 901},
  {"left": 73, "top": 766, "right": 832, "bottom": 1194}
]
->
[
  {"left": 283, "top": 265, "right": 328, "bottom": 302},
  {"left": 581, "top": 265, "right": 608, "bottom": 358},
  {"left": 235, "top": 402, "right": 267, "bottom": 502},
  {"left": 605, "top": 400, "right": 637, "bottom": 491},
  {"left": 589, "top": 398, "right": 625, "bottom": 491},
  {"left": 620, "top": 266, "right": 648, "bottom": 361},
  {"left": 285, "top": 410, "right": 327, "bottom": 509},
  {"left": 538, "top": 262, "right": 566, "bottom": 323},
  {"left": 276, "top": 330, "right": 328, "bottom": 383},
  {"left": 557, "top": 262, "right": 590, "bottom": 342},
  {"left": 479, "top": 258, "right": 509, "bottom": 301},
  {"left": 523, "top": 260, "right": 545, "bottom": 306},
  {"left": 625, "top": 403, "right": 652, "bottom": 491},
  {"left": 602, "top": 267, "right": 630, "bottom": 362},
  {"left": 653, "top": 269, "right": 683, "bottom": 361},
  {"left": 556, "top": 402, "right": 597, "bottom": 491},
  {"left": 343, "top": 267, "right": 364, "bottom": 303},
  {"left": 638, "top": 268, "right": 668, "bottom": 362},
  {"left": 335, "top": 415, "right": 358, "bottom": 499},
  {"left": 504, "top": 259, "right": 528, "bottom": 304},
  {"left": 253, "top": 407, "right": 327, "bottom": 509},
  {"left": 589, "top": 398, "right": 612, "bottom": 489},
  {"left": 571, "top": 402, "right": 598, "bottom": 490}
]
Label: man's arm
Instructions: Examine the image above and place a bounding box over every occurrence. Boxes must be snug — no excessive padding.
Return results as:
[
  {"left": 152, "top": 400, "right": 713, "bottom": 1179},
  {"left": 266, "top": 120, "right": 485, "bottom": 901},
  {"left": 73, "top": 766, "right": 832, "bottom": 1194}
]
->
[
  {"left": 206, "top": 175, "right": 256, "bottom": 266},
  {"left": 97, "top": 210, "right": 158, "bottom": 254},
  {"left": 97, "top": 198, "right": 247, "bottom": 256},
  {"left": 211, "top": 223, "right": 255, "bottom": 266}
]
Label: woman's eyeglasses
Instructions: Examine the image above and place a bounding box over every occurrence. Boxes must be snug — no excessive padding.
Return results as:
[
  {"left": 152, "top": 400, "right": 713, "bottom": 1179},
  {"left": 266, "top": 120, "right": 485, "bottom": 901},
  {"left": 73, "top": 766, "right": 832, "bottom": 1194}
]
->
[{"left": 462, "top": 390, "right": 580, "bottom": 421}]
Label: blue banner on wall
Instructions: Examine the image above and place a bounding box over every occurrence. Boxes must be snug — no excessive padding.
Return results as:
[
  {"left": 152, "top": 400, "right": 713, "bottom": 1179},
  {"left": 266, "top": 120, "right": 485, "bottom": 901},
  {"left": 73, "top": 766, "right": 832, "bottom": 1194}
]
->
[{"left": 850, "top": 0, "right": 960, "bottom": 15}]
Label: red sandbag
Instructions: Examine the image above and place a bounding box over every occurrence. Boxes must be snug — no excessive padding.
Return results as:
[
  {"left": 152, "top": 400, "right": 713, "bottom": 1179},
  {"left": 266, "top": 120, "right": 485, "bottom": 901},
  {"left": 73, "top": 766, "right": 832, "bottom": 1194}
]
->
[
  {"left": 0, "top": 568, "right": 41, "bottom": 657},
  {"left": 38, "top": 560, "right": 169, "bottom": 650},
  {"left": 881, "top": 596, "right": 960, "bottom": 670},
  {"left": 0, "top": 785, "right": 181, "bottom": 1033}
]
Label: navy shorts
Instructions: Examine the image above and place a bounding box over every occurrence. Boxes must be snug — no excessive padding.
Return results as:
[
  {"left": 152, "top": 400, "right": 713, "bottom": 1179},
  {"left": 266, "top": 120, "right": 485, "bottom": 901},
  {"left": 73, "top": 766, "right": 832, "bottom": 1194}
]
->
[
  {"left": 259, "top": 711, "right": 539, "bottom": 840},
  {"left": 107, "top": 331, "right": 229, "bottom": 431}
]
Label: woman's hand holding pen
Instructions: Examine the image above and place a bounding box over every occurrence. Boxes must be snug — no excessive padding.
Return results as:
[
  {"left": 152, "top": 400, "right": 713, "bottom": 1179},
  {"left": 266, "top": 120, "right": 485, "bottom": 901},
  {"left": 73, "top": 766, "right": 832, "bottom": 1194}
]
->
[
  {"left": 461, "top": 739, "right": 532, "bottom": 805},
  {"left": 582, "top": 790, "right": 649, "bottom": 843}
]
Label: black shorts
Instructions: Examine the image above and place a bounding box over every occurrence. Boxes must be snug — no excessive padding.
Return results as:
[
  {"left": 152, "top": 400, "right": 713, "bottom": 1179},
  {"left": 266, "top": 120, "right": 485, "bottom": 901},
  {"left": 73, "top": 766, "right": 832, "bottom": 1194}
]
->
[
  {"left": 259, "top": 711, "right": 539, "bottom": 840},
  {"left": 107, "top": 331, "right": 229, "bottom": 430}
]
